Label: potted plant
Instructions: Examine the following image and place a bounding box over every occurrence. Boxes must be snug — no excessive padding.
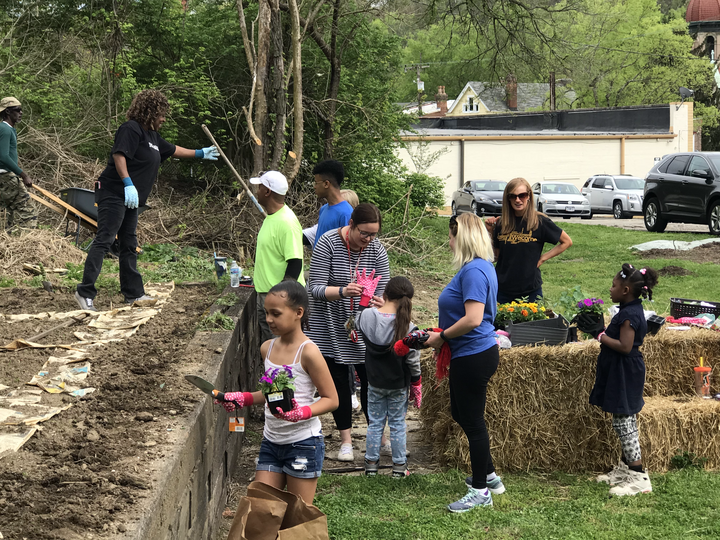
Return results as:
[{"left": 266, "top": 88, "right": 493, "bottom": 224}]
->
[
  {"left": 495, "top": 301, "right": 548, "bottom": 329},
  {"left": 575, "top": 297, "right": 605, "bottom": 327},
  {"left": 258, "top": 366, "right": 296, "bottom": 413}
]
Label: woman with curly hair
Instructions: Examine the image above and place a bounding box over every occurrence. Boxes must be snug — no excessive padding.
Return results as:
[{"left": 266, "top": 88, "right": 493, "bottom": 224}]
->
[{"left": 75, "top": 89, "right": 219, "bottom": 311}]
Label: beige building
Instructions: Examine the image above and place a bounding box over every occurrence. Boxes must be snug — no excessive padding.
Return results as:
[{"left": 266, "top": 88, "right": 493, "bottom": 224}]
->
[{"left": 398, "top": 102, "right": 694, "bottom": 212}]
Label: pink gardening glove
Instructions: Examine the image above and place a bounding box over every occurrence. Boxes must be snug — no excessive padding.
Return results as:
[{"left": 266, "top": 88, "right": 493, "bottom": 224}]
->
[
  {"left": 274, "top": 399, "right": 312, "bottom": 423},
  {"left": 409, "top": 378, "right": 422, "bottom": 409},
  {"left": 356, "top": 268, "right": 382, "bottom": 307},
  {"left": 214, "top": 391, "right": 254, "bottom": 413}
]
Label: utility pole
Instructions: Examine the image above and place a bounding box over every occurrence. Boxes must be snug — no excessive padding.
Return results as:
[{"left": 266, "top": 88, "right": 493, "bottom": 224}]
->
[
  {"left": 549, "top": 71, "right": 556, "bottom": 111},
  {"left": 404, "top": 55, "right": 430, "bottom": 116}
]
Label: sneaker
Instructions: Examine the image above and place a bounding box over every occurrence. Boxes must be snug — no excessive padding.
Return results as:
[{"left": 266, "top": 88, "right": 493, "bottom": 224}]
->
[
  {"left": 125, "top": 295, "right": 157, "bottom": 305},
  {"left": 351, "top": 393, "right": 359, "bottom": 409},
  {"left": 74, "top": 291, "right": 98, "bottom": 312},
  {"left": 392, "top": 462, "right": 410, "bottom": 478},
  {"left": 337, "top": 443, "right": 354, "bottom": 462},
  {"left": 465, "top": 476, "right": 506, "bottom": 495},
  {"left": 379, "top": 443, "right": 392, "bottom": 456},
  {"left": 596, "top": 461, "right": 630, "bottom": 485},
  {"left": 364, "top": 458, "right": 379, "bottom": 476},
  {"left": 609, "top": 470, "right": 652, "bottom": 497},
  {"left": 447, "top": 487, "right": 493, "bottom": 513}
]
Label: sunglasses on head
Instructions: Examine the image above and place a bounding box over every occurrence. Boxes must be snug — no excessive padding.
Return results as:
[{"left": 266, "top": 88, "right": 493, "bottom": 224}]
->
[{"left": 508, "top": 192, "right": 529, "bottom": 201}]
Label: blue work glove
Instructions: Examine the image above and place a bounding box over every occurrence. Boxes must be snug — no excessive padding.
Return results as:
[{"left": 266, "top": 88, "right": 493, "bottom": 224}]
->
[
  {"left": 195, "top": 146, "right": 220, "bottom": 160},
  {"left": 122, "top": 177, "right": 139, "bottom": 209}
]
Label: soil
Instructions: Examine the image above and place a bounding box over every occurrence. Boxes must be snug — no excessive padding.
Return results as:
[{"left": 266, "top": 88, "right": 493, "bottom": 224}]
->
[
  {"left": 0, "top": 285, "right": 217, "bottom": 540},
  {"left": 657, "top": 265, "right": 695, "bottom": 277},
  {"left": 640, "top": 242, "right": 720, "bottom": 265}
]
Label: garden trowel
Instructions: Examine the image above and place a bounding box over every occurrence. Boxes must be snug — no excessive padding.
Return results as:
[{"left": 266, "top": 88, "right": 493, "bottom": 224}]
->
[{"left": 185, "top": 375, "right": 226, "bottom": 401}]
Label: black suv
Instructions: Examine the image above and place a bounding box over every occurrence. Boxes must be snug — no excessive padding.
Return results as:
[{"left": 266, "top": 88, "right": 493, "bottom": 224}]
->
[{"left": 643, "top": 152, "right": 720, "bottom": 234}]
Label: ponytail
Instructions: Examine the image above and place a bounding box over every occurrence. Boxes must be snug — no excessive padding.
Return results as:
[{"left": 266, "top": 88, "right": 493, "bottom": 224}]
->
[
  {"left": 383, "top": 276, "right": 415, "bottom": 347},
  {"left": 617, "top": 263, "right": 659, "bottom": 301}
]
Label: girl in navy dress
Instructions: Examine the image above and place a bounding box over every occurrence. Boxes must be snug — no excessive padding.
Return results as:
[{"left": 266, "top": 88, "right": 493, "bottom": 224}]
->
[{"left": 576, "top": 263, "right": 658, "bottom": 497}]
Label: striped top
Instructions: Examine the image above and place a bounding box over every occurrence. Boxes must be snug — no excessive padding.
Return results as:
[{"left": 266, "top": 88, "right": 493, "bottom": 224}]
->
[{"left": 307, "top": 228, "right": 390, "bottom": 364}]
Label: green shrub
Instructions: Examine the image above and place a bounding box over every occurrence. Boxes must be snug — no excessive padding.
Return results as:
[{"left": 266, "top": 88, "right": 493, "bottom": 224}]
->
[
  {"left": 670, "top": 450, "right": 707, "bottom": 470},
  {"left": 197, "top": 312, "right": 235, "bottom": 332}
]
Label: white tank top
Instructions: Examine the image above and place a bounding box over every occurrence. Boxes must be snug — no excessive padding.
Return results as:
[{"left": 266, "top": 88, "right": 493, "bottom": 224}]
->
[{"left": 262, "top": 339, "right": 323, "bottom": 444}]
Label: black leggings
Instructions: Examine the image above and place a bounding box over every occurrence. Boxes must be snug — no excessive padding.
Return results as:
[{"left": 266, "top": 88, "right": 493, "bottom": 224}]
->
[
  {"left": 449, "top": 346, "right": 499, "bottom": 490},
  {"left": 325, "top": 357, "right": 368, "bottom": 430}
]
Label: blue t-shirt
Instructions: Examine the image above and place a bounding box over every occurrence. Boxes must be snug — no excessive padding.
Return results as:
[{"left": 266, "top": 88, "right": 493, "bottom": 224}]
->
[
  {"left": 438, "top": 258, "right": 498, "bottom": 358},
  {"left": 314, "top": 200, "right": 354, "bottom": 248}
]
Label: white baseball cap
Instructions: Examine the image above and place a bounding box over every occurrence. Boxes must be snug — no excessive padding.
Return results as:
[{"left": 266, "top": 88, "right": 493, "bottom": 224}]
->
[{"left": 249, "top": 170, "right": 288, "bottom": 195}]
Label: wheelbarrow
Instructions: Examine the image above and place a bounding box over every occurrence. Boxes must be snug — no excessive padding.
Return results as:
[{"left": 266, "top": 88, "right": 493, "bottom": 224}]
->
[{"left": 29, "top": 185, "right": 149, "bottom": 253}]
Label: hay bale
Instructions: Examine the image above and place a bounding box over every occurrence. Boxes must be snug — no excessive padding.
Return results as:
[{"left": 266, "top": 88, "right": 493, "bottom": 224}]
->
[
  {"left": 0, "top": 230, "right": 86, "bottom": 281},
  {"left": 421, "top": 329, "right": 720, "bottom": 473}
]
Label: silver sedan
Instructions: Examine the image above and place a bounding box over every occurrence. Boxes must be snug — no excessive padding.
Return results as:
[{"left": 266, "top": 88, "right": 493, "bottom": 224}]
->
[{"left": 532, "top": 182, "right": 591, "bottom": 219}]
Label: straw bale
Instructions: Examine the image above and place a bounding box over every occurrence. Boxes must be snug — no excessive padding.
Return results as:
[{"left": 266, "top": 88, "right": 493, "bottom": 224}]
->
[
  {"left": 0, "top": 230, "right": 85, "bottom": 280},
  {"left": 421, "top": 328, "right": 720, "bottom": 473}
]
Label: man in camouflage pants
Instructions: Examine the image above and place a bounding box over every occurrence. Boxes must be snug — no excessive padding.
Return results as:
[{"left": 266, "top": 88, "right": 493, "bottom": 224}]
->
[{"left": 0, "top": 96, "right": 37, "bottom": 232}]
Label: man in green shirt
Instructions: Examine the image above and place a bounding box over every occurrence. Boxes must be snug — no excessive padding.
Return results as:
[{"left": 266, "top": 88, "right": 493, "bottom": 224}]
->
[
  {"left": 0, "top": 97, "right": 37, "bottom": 232},
  {"left": 250, "top": 170, "right": 305, "bottom": 342}
]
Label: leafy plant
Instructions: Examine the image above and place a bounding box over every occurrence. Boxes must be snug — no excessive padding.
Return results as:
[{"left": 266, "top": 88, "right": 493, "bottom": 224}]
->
[
  {"left": 555, "top": 286, "right": 590, "bottom": 319},
  {"left": 576, "top": 297, "right": 605, "bottom": 316},
  {"left": 257, "top": 366, "right": 297, "bottom": 394},
  {"left": 0, "top": 276, "right": 15, "bottom": 287},
  {"left": 196, "top": 312, "right": 235, "bottom": 332},
  {"left": 495, "top": 301, "right": 547, "bottom": 327},
  {"left": 216, "top": 293, "right": 238, "bottom": 307},
  {"left": 670, "top": 450, "right": 707, "bottom": 470}
]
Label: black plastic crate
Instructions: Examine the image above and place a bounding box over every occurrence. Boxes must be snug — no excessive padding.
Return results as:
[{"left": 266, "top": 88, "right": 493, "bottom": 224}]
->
[
  {"left": 507, "top": 315, "right": 569, "bottom": 347},
  {"left": 669, "top": 298, "right": 720, "bottom": 318}
]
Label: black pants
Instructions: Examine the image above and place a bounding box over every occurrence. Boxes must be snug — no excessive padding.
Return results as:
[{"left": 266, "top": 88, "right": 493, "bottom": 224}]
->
[
  {"left": 325, "top": 357, "right": 368, "bottom": 431},
  {"left": 449, "top": 346, "right": 499, "bottom": 490},
  {"left": 76, "top": 195, "right": 144, "bottom": 300}
]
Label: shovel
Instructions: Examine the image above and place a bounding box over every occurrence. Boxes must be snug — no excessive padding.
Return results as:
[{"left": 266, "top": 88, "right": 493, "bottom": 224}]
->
[{"left": 185, "top": 375, "right": 228, "bottom": 401}]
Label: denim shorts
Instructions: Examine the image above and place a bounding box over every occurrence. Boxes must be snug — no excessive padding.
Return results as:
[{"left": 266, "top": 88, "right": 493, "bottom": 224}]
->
[{"left": 257, "top": 435, "right": 325, "bottom": 479}]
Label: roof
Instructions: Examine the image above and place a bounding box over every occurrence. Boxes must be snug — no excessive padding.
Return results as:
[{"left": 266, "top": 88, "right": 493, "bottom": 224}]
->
[
  {"left": 446, "top": 81, "right": 576, "bottom": 114},
  {"left": 401, "top": 100, "right": 456, "bottom": 116},
  {"left": 687, "top": 0, "right": 720, "bottom": 22},
  {"left": 400, "top": 128, "right": 670, "bottom": 138}
]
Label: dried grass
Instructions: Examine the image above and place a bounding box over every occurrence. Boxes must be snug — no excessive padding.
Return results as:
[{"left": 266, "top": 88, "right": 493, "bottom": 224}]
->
[
  {"left": 421, "top": 329, "right": 720, "bottom": 473},
  {"left": 0, "top": 230, "right": 86, "bottom": 280}
]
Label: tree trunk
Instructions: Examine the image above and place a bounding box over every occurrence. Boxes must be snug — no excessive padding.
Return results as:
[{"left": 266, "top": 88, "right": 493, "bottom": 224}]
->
[
  {"left": 323, "top": 0, "right": 342, "bottom": 159},
  {"left": 283, "top": 0, "right": 303, "bottom": 182},
  {"left": 269, "top": 0, "right": 286, "bottom": 170},
  {"left": 253, "top": 0, "right": 272, "bottom": 175}
]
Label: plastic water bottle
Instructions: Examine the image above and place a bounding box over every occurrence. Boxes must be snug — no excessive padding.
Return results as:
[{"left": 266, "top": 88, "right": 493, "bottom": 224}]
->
[{"left": 230, "top": 260, "right": 241, "bottom": 287}]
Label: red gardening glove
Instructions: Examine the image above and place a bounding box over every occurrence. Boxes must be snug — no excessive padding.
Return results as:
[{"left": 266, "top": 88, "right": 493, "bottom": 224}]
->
[
  {"left": 425, "top": 327, "right": 452, "bottom": 380},
  {"left": 394, "top": 329, "right": 430, "bottom": 356},
  {"left": 274, "top": 399, "right": 312, "bottom": 422},
  {"left": 409, "top": 377, "right": 422, "bottom": 409},
  {"left": 356, "top": 268, "right": 381, "bottom": 307},
  {"left": 214, "top": 391, "right": 254, "bottom": 413}
]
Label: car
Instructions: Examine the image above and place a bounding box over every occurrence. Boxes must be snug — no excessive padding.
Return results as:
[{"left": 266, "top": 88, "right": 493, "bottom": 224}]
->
[
  {"left": 643, "top": 152, "right": 720, "bottom": 234},
  {"left": 581, "top": 174, "right": 645, "bottom": 219},
  {"left": 451, "top": 180, "right": 506, "bottom": 216},
  {"left": 531, "top": 182, "right": 591, "bottom": 219}
]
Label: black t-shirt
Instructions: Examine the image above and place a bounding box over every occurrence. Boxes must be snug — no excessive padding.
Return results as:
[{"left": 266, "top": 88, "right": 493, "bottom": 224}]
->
[
  {"left": 492, "top": 215, "right": 563, "bottom": 296},
  {"left": 96, "top": 120, "right": 176, "bottom": 205}
]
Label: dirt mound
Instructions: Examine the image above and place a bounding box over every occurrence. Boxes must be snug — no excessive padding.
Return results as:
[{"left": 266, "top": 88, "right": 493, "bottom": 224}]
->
[
  {"left": 641, "top": 242, "right": 720, "bottom": 264},
  {"left": 0, "top": 230, "right": 86, "bottom": 281},
  {"left": 658, "top": 265, "right": 695, "bottom": 277}
]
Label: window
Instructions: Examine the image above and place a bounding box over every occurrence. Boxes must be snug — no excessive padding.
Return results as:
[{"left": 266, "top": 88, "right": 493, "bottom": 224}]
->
[
  {"left": 463, "top": 96, "right": 479, "bottom": 113},
  {"left": 614, "top": 177, "right": 645, "bottom": 190},
  {"left": 603, "top": 178, "right": 614, "bottom": 189},
  {"left": 665, "top": 155, "right": 690, "bottom": 175},
  {"left": 686, "top": 156, "right": 710, "bottom": 177}
]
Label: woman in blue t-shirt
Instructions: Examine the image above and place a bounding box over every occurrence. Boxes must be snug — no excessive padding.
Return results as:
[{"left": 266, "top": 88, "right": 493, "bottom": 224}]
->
[
  {"left": 75, "top": 90, "right": 219, "bottom": 311},
  {"left": 426, "top": 213, "right": 502, "bottom": 513}
]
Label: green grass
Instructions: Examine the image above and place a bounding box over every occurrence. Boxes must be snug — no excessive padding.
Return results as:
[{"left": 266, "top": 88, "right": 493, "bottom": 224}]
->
[{"left": 316, "top": 469, "right": 720, "bottom": 539}]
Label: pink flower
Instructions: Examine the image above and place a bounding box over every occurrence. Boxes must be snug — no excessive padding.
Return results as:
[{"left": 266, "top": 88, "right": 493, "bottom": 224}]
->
[{"left": 584, "top": 299, "right": 593, "bottom": 307}]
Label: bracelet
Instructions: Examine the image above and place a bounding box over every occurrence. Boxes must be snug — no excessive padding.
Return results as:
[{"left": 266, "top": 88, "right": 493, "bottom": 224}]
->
[
  {"left": 339, "top": 287, "right": 344, "bottom": 298},
  {"left": 597, "top": 331, "right": 606, "bottom": 343},
  {"left": 440, "top": 330, "right": 448, "bottom": 342}
]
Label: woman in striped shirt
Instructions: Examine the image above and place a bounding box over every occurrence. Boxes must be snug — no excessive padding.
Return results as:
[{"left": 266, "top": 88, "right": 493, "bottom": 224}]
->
[{"left": 307, "top": 203, "right": 390, "bottom": 461}]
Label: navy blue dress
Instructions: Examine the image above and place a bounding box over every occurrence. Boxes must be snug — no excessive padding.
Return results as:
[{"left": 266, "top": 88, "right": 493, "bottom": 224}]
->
[{"left": 589, "top": 299, "right": 647, "bottom": 415}]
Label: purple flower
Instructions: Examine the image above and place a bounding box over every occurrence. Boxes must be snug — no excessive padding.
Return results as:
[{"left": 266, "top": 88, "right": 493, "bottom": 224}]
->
[
  {"left": 272, "top": 368, "right": 279, "bottom": 379},
  {"left": 597, "top": 299, "right": 604, "bottom": 304},
  {"left": 260, "top": 375, "right": 273, "bottom": 385},
  {"left": 577, "top": 301, "right": 584, "bottom": 309},
  {"left": 584, "top": 299, "right": 593, "bottom": 307},
  {"left": 283, "top": 365, "right": 294, "bottom": 378}
]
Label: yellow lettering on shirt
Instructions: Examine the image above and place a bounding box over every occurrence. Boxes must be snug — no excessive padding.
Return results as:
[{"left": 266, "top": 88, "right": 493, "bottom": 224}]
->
[{"left": 497, "top": 229, "right": 537, "bottom": 244}]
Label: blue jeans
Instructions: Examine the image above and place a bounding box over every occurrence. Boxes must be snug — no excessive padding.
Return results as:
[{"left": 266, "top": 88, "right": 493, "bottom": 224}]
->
[
  {"left": 365, "top": 385, "right": 408, "bottom": 465},
  {"left": 497, "top": 286, "right": 543, "bottom": 304},
  {"left": 257, "top": 435, "right": 325, "bottom": 479}
]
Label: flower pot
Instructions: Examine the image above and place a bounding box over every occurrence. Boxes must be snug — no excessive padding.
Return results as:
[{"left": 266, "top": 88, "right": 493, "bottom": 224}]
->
[
  {"left": 264, "top": 388, "right": 294, "bottom": 413},
  {"left": 647, "top": 315, "right": 665, "bottom": 336},
  {"left": 566, "top": 327, "right": 578, "bottom": 343},
  {"left": 507, "top": 315, "right": 569, "bottom": 347}
]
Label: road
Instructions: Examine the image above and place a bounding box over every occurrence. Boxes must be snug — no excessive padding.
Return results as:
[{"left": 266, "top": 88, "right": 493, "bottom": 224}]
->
[{"left": 551, "top": 215, "right": 710, "bottom": 234}]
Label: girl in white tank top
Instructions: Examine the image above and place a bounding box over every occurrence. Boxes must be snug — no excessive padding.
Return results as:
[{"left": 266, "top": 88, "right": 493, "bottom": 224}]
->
[{"left": 215, "top": 281, "right": 338, "bottom": 504}]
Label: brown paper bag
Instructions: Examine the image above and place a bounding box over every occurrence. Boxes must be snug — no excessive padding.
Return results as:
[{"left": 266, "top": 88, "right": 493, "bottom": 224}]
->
[
  {"left": 227, "top": 481, "right": 329, "bottom": 540},
  {"left": 226, "top": 490, "right": 286, "bottom": 540}
]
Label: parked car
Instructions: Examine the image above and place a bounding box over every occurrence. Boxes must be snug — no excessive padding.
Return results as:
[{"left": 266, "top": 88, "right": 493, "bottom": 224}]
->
[
  {"left": 581, "top": 174, "right": 645, "bottom": 219},
  {"left": 643, "top": 152, "right": 720, "bottom": 234},
  {"left": 531, "top": 182, "right": 591, "bottom": 219},
  {"left": 451, "top": 180, "right": 507, "bottom": 216}
]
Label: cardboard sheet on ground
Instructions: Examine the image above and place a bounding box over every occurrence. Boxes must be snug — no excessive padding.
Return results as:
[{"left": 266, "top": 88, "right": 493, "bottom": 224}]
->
[
  {"left": 0, "top": 281, "right": 173, "bottom": 458},
  {"left": 630, "top": 238, "right": 720, "bottom": 251}
]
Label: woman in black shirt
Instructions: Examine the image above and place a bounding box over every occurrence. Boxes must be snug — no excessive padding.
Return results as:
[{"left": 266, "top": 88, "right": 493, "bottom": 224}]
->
[
  {"left": 487, "top": 177, "right": 572, "bottom": 304},
  {"left": 75, "top": 90, "right": 219, "bottom": 311}
]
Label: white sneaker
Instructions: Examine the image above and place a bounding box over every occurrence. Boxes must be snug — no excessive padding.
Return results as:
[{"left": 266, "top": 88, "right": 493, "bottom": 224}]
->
[
  {"left": 596, "top": 461, "right": 629, "bottom": 485},
  {"left": 609, "top": 470, "right": 652, "bottom": 497},
  {"left": 380, "top": 443, "right": 392, "bottom": 456},
  {"left": 337, "top": 443, "right": 354, "bottom": 462},
  {"left": 351, "top": 393, "right": 359, "bottom": 409}
]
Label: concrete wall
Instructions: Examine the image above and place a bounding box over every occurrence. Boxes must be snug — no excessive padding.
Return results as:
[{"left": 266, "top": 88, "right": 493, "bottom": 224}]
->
[
  {"left": 399, "top": 103, "right": 694, "bottom": 210},
  {"left": 121, "top": 287, "right": 261, "bottom": 540}
]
